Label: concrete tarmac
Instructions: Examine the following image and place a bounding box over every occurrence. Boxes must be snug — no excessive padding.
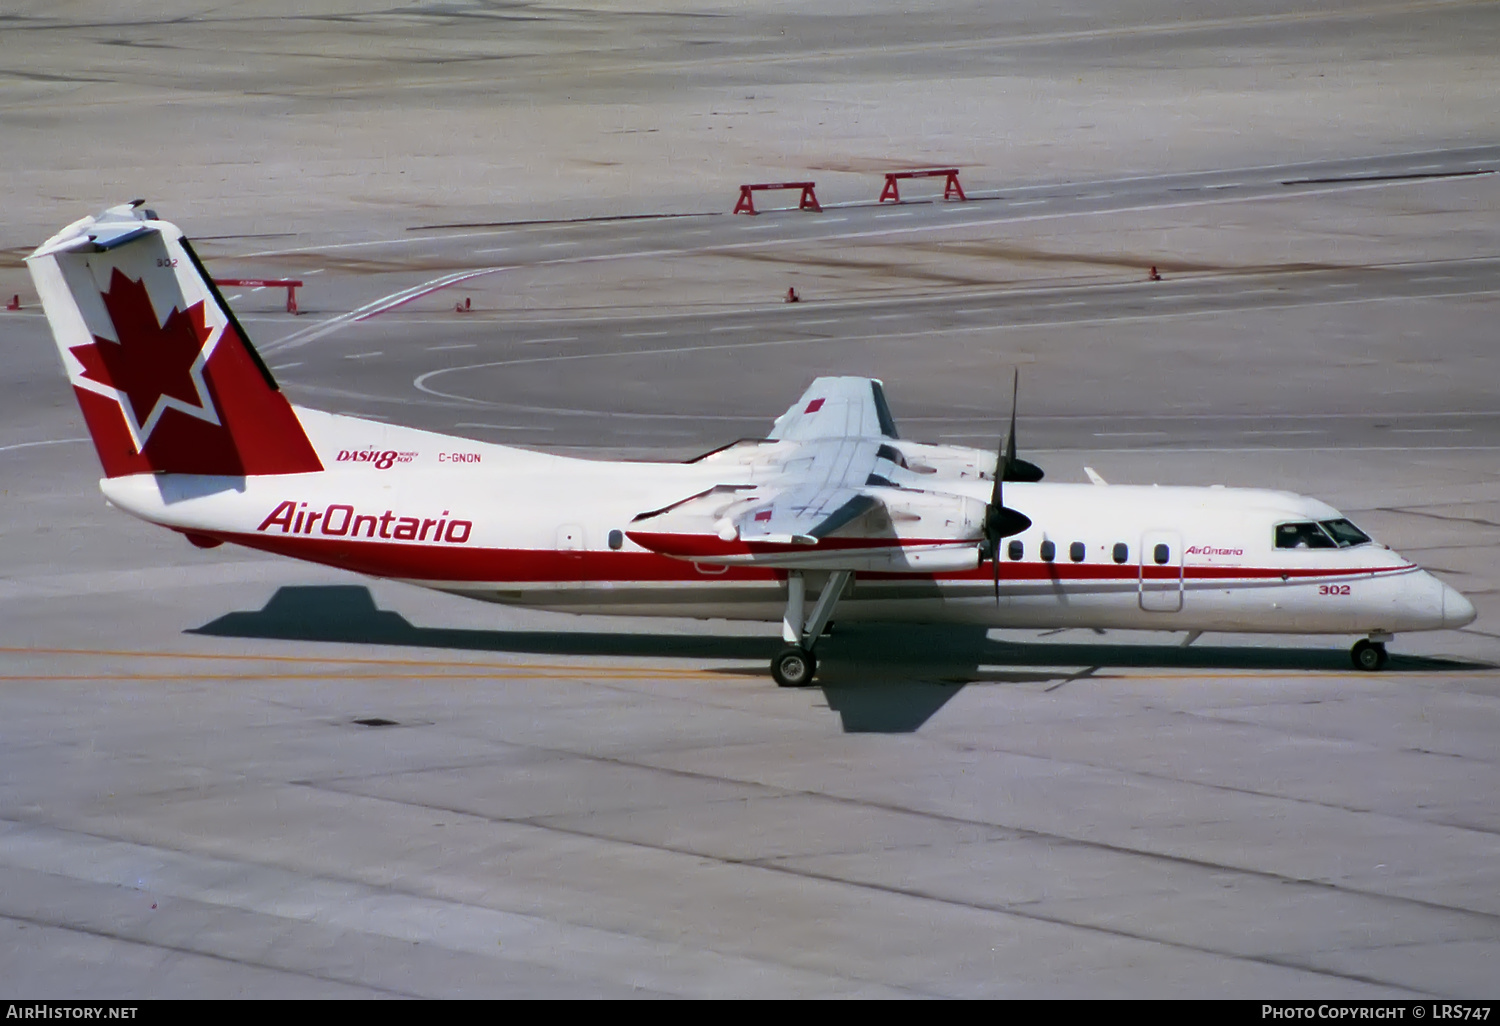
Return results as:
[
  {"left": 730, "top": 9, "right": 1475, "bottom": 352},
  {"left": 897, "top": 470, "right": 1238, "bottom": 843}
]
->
[{"left": 2, "top": 0, "right": 1499, "bottom": 1000}]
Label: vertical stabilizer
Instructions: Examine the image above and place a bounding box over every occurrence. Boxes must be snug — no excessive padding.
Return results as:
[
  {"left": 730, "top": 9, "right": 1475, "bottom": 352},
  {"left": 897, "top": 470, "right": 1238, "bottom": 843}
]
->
[{"left": 26, "top": 202, "right": 322, "bottom": 478}]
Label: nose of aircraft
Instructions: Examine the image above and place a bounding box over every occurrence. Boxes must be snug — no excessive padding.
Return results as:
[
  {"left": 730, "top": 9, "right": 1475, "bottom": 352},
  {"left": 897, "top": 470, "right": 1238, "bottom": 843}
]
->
[{"left": 1442, "top": 582, "right": 1477, "bottom": 628}]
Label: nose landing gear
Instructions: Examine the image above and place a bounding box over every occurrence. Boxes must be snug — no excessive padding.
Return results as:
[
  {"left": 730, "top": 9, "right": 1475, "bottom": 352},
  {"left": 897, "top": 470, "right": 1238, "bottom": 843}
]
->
[
  {"left": 1351, "top": 636, "right": 1390, "bottom": 671},
  {"left": 772, "top": 569, "right": 850, "bottom": 687}
]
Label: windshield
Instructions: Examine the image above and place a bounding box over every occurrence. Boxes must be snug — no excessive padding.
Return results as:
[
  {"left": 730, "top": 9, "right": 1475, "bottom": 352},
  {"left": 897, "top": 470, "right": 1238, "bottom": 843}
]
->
[
  {"left": 1274, "top": 521, "right": 1337, "bottom": 549},
  {"left": 1320, "top": 518, "right": 1372, "bottom": 547}
]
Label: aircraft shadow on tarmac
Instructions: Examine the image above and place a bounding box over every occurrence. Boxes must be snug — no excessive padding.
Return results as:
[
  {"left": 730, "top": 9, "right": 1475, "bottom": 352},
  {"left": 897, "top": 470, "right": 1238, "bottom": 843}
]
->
[{"left": 190, "top": 586, "right": 1492, "bottom": 734}]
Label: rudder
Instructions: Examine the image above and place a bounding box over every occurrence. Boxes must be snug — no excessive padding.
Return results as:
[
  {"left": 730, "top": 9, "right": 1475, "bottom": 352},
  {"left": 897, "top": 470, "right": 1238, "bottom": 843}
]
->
[{"left": 26, "top": 201, "right": 322, "bottom": 478}]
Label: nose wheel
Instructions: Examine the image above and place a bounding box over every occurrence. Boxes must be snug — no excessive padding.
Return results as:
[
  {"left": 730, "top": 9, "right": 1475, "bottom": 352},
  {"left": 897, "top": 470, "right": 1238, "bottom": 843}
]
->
[{"left": 1351, "top": 638, "right": 1389, "bottom": 671}]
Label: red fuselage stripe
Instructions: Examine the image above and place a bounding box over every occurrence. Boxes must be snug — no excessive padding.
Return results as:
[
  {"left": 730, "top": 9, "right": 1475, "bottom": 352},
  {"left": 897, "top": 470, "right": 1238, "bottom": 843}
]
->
[{"left": 211, "top": 531, "right": 1415, "bottom": 585}]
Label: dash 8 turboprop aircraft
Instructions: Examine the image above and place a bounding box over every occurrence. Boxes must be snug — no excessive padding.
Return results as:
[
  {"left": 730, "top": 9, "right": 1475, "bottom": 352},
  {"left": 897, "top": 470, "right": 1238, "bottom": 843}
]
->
[{"left": 28, "top": 202, "right": 1475, "bottom": 685}]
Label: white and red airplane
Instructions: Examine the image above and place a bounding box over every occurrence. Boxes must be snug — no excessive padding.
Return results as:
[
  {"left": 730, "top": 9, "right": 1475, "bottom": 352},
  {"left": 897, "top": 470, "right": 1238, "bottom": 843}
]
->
[{"left": 27, "top": 202, "right": 1476, "bottom": 685}]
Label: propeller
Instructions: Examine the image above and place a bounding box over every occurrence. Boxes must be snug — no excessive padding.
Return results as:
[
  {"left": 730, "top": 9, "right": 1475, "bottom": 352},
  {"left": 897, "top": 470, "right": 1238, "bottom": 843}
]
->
[{"left": 982, "top": 369, "right": 1037, "bottom": 602}]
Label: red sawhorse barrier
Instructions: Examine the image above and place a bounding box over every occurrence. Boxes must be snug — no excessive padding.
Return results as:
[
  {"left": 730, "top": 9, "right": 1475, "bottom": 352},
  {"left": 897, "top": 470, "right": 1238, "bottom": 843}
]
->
[
  {"left": 213, "top": 278, "right": 304, "bottom": 314},
  {"left": 733, "top": 182, "right": 822, "bottom": 215},
  {"left": 878, "top": 169, "right": 966, "bottom": 203}
]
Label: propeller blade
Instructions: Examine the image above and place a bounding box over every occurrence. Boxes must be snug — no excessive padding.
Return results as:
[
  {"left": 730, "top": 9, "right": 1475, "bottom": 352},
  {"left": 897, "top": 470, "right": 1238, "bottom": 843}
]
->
[
  {"left": 986, "top": 369, "right": 1034, "bottom": 604},
  {"left": 1004, "top": 367, "right": 1018, "bottom": 476},
  {"left": 988, "top": 436, "right": 1005, "bottom": 512}
]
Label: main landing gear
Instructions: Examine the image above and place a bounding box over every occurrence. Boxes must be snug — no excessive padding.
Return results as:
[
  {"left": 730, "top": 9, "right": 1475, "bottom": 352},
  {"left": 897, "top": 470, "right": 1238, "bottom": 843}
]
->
[
  {"left": 771, "top": 570, "right": 851, "bottom": 687},
  {"left": 1351, "top": 634, "right": 1392, "bottom": 672}
]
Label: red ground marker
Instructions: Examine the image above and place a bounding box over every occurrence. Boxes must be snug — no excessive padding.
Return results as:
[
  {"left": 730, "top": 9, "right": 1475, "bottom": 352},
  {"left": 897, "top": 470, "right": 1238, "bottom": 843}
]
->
[
  {"left": 734, "top": 182, "right": 822, "bottom": 215},
  {"left": 213, "top": 278, "right": 303, "bottom": 314},
  {"left": 878, "top": 169, "right": 966, "bottom": 203}
]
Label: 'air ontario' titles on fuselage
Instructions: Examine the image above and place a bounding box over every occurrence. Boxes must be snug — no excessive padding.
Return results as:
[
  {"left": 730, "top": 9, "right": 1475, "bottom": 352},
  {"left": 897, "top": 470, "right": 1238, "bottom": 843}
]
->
[{"left": 256, "top": 501, "right": 473, "bottom": 544}]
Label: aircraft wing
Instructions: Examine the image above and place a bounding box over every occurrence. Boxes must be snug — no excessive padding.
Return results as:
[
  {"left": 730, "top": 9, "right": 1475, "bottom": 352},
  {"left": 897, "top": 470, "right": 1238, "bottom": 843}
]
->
[
  {"left": 768, "top": 376, "right": 900, "bottom": 440},
  {"left": 735, "top": 485, "right": 881, "bottom": 546},
  {"left": 629, "top": 405, "right": 987, "bottom": 572}
]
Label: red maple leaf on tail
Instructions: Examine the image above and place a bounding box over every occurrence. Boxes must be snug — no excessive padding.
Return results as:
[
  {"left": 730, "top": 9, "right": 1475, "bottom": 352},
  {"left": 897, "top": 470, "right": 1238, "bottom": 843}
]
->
[{"left": 69, "top": 268, "right": 215, "bottom": 435}]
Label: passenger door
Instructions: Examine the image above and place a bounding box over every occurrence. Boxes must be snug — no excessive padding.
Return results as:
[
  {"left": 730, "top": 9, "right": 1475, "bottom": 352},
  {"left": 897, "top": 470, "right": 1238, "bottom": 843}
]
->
[{"left": 1139, "top": 530, "right": 1183, "bottom": 612}]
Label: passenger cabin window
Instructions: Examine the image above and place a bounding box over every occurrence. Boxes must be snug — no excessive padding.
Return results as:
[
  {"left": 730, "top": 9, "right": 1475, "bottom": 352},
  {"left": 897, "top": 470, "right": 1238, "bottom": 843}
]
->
[
  {"left": 1069, "top": 541, "right": 1086, "bottom": 562},
  {"left": 1112, "top": 542, "right": 1128, "bottom": 564},
  {"left": 1320, "top": 518, "right": 1372, "bottom": 547},
  {"left": 1007, "top": 539, "right": 1023, "bottom": 560},
  {"left": 1040, "top": 540, "right": 1055, "bottom": 562},
  {"left": 607, "top": 529, "right": 624, "bottom": 550},
  {"left": 1275, "top": 522, "right": 1337, "bottom": 549},
  {"left": 1153, "top": 543, "right": 1170, "bottom": 565}
]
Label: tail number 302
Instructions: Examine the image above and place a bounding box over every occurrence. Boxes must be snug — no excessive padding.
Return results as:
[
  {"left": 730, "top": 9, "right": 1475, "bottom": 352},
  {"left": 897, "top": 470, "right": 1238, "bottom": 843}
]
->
[{"left": 1319, "top": 584, "right": 1351, "bottom": 596}]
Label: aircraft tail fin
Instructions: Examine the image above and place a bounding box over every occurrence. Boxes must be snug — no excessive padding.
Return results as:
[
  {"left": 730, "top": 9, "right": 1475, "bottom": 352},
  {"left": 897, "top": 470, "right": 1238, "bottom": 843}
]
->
[{"left": 26, "top": 201, "right": 322, "bottom": 478}]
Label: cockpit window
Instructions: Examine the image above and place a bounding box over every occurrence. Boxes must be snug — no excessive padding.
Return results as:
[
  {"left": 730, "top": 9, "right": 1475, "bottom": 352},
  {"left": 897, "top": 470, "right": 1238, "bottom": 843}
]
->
[
  {"left": 1274, "top": 521, "right": 1337, "bottom": 549},
  {"left": 1320, "top": 518, "right": 1372, "bottom": 547}
]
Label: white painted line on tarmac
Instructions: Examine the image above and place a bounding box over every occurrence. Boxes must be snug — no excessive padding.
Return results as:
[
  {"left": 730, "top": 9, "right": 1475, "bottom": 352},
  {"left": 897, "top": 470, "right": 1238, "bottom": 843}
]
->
[
  {"left": 474, "top": 246, "right": 510, "bottom": 255},
  {"left": 1389, "top": 427, "right": 1472, "bottom": 433},
  {"left": 244, "top": 229, "right": 520, "bottom": 258},
  {"left": 1324, "top": 282, "right": 1359, "bottom": 289},
  {"left": 276, "top": 197, "right": 1499, "bottom": 351},
  {"left": 621, "top": 329, "right": 673, "bottom": 337},
  {"left": 709, "top": 324, "right": 757, "bottom": 332},
  {"left": 456, "top": 422, "right": 555, "bottom": 432},
  {"left": 520, "top": 336, "right": 579, "bottom": 344},
  {"left": 874, "top": 211, "right": 916, "bottom": 218},
  {"left": 344, "top": 351, "right": 383, "bottom": 359},
  {"left": 934, "top": 436, "right": 1500, "bottom": 454},
  {"left": 1007, "top": 200, "right": 1047, "bottom": 207},
  {"left": 269, "top": 362, "right": 303, "bottom": 370},
  {"left": 412, "top": 288, "right": 1500, "bottom": 400},
  {"left": 1094, "top": 431, "right": 1168, "bottom": 437},
  {"left": 1410, "top": 275, "right": 1457, "bottom": 282},
  {"left": 269, "top": 267, "right": 508, "bottom": 350},
  {"left": 0, "top": 438, "right": 88, "bottom": 454},
  {"left": 539, "top": 241, "right": 578, "bottom": 249},
  {"left": 1039, "top": 445, "right": 1500, "bottom": 454},
  {"left": 869, "top": 313, "right": 912, "bottom": 321},
  {"left": 795, "top": 318, "right": 841, "bottom": 326},
  {"left": 426, "top": 343, "right": 478, "bottom": 351},
  {"left": 1240, "top": 430, "right": 1321, "bottom": 436},
  {"left": 913, "top": 408, "right": 1497, "bottom": 424}
]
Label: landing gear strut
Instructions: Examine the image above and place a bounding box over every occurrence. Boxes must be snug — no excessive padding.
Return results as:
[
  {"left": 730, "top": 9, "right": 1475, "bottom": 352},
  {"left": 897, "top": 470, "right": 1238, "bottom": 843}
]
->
[
  {"left": 771, "top": 570, "right": 851, "bottom": 687},
  {"left": 1351, "top": 637, "right": 1390, "bottom": 672}
]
